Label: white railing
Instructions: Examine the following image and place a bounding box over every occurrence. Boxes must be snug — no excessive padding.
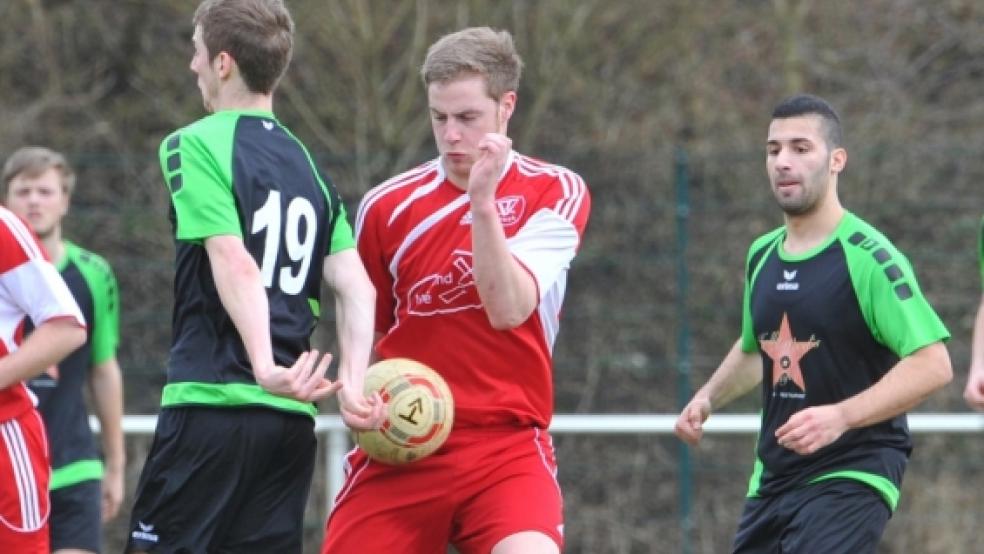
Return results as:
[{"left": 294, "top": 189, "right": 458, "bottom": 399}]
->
[{"left": 95, "top": 413, "right": 984, "bottom": 509}]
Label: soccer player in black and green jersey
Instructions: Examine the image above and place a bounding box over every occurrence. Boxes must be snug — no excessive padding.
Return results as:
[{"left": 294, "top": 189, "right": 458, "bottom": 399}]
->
[
  {"left": 963, "top": 217, "right": 984, "bottom": 410},
  {"left": 126, "top": 1, "right": 384, "bottom": 552},
  {"left": 3, "top": 146, "right": 125, "bottom": 554},
  {"left": 675, "top": 94, "right": 952, "bottom": 553}
]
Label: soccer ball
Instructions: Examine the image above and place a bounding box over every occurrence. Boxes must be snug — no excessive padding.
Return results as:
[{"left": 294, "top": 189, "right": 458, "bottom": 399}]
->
[{"left": 354, "top": 358, "right": 454, "bottom": 465}]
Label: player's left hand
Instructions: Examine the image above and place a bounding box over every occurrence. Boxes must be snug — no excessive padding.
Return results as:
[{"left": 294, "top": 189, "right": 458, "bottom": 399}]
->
[
  {"left": 775, "top": 404, "right": 848, "bottom": 455},
  {"left": 467, "top": 133, "right": 511, "bottom": 203},
  {"left": 102, "top": 464, "right": 124, "bottom": 521}
]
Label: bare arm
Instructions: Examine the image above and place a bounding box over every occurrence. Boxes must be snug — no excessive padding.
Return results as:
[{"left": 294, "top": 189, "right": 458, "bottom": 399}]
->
[
  {"left": 674, "top": 339, "right": 762, "bottom": 445},
  {"left": 88, "top": 357, "right": 124, "bottom": 521},
  {"left": 322, "top": 248, "right": 384, "bottom": 430},
  {"left": 777, "top": 341, "right": 952, "bottom": 454},
  {"left": 205, "top": 235, "right": 339, "bottom": 401},
  {"left": 468, "top": 133, "right": 537, "bottom": 329},
  {"left": 963, "top": 294, "right": 984, "bottom": 410},
  {"left": 0, "top": 317, "right": 85, "bottom": 389}
]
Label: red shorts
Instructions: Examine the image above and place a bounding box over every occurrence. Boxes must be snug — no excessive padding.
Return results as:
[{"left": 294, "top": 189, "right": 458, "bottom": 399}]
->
[
  {"left": 323, "top": 426, "right": 563, "bottom": 554},
  {"left": 0, "top": 409, "right": 50, "bottom": 553}
]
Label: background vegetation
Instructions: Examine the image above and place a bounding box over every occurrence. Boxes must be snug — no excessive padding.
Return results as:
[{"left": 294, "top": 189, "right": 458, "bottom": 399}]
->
[{"left": 1, "top": 0, "right": 981, "bottom": 552}]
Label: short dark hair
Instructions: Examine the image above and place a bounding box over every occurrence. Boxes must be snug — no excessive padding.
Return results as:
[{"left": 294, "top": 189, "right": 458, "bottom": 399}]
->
[
  {"left": 771, "top": 94, "right": 843, "bottom": 148},
  {"left": 193, "top": 0, "right": 294, "bottom": 94}
]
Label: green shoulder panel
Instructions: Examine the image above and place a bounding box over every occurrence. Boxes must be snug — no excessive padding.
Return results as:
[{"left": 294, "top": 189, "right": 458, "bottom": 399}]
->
[
  {"left": 64, "top": 241, "right": 119, "bottom": 364},
  {"left": 330, "top": 202, "right": 356, "bottom": 255},
  {"left": 839, "top": 212, "right": 950, "bottom": 357},
  {"left": 740, "top": 227, "right": 784, "bottom": 353},
  {"left": 159, "top": 112, "right": 242, "bottom": 242}
]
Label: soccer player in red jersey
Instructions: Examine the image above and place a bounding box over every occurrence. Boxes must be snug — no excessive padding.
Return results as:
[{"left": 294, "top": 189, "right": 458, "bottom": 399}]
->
[
  {"left": 0, "top": 205, "right": 85, "bottom": 553},
  {"left": 323, "top": 27, "right": 591, "bottom": 554}
]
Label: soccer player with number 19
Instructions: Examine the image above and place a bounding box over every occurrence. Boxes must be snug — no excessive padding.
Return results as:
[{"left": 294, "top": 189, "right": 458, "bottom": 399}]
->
[{"left": 126, "top": 1, "right": 383, "bottom": 552}]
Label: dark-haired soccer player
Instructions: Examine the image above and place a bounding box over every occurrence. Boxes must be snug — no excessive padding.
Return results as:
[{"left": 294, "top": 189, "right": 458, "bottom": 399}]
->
[
  {"left": 675, "top": 94, "right": 952, "bottom": 553},
  {"left": 126, "top": 1, "right": 383, "bottom": 552},
  {"left": 4, "top": 146, "right": 124, "bottom": 554}
]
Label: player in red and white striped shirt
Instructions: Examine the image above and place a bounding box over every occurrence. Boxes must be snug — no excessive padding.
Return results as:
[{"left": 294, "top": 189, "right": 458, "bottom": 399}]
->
[
  {"left": 324, "top": 27, "right": 590, "bottom": 554},
  {"left": 0, "top": 205, "right": 85, "bottom": 553}
]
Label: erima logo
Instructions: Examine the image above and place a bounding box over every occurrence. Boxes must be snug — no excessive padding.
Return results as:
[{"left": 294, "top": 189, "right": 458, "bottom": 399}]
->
[
  {"left": 131, "top": 521, "right": 160, "bottom": 543},
  {"left": 776, "top": 269, "right": 800, "bottom": 291},
  {"left": 262, "top": 120, "right": 275, "bottom": 131}
]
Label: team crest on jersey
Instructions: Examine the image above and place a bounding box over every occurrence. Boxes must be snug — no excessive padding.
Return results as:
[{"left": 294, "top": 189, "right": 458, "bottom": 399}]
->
[
  {"left": 459, "top": 195, "right": 526, "bottom": 227},
  {"left": 407, "top": 250, "right": 482, "bottom": 316},
  {"left": 760, "top": 313, "right": 819, "bottom": 399}
]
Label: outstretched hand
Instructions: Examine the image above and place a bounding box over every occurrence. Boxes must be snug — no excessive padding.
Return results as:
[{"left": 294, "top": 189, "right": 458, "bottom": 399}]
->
[
  {"left": 255, "top": 350, "right": 343, "bottom": 402},
  {"left": 674, "top": 396, "right": 711, "bottom": 446}
]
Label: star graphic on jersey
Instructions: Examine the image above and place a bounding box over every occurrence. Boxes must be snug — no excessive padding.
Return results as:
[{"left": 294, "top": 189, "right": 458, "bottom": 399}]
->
[{"left": 760, "top": 313, "right": 819, "bottom": 392}]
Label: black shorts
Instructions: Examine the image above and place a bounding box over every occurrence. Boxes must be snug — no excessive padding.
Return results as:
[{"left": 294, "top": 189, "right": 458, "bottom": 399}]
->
[
  {"left": 125, "top": 406, "right": 316, "bottom": 554},
  {"left": 733, "top": 478, "right": 891, "bottom": 554},
  {"left": 50, "top": 479, "right": 102, "bottom": 552}
]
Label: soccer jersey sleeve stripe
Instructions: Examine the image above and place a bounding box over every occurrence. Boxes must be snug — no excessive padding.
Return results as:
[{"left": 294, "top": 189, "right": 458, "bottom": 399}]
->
[
  {"left": 0, "top": 211, "right": 44, "bottom": 270},
  {"left": 356, "top": 160, "right": 441, "bottom": 236},
  {"left": 553, "top": 172, "right": 588, "bottom": 223}
]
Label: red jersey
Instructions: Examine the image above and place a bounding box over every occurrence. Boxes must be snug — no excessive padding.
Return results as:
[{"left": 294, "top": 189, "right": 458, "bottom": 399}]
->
[
  {"left": 356, "top": 152, "right": 590, "bottom": 428},
  {"left": 0, "top": 207, "right": 85, "bottom": 423}
]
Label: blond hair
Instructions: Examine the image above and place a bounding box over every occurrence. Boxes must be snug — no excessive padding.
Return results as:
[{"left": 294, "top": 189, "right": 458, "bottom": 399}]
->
[
  {"left": 2, "top": 146, "right": 76, "bottom": 196},
  {"left": 421, "top": 27, "right": 523, "bottom": 100}
]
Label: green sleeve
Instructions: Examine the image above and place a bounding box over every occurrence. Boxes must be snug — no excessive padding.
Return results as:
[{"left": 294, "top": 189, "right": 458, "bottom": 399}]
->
[
  {"left": 844, "top": 235, "right": 950, "bottom": 357},
  {"left": 87, "top": 256, "right": 119, "bottom": 364},
  {"left": 329, "top": 201, "right": 356, "bottom": 254},
  {"left": 67, "top": 244, "right": 119, "bottom": 364},
  {"left": 159, "top": 121, "right": 240, "bottom": 242},
  {"left": 740, "top": 229, "right": 783, "bottom": 353}
]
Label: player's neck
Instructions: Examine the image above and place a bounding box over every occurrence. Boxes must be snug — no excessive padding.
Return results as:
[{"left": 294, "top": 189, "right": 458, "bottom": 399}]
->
[
  {"left": 782, "top": 196, "right": 845, "bottom": 255},
  {"left": 212, "top": 87, "right": 274, "bottom": 113},
  {"left": 40, "top": 231, "right": 65, "bottom": 266}
]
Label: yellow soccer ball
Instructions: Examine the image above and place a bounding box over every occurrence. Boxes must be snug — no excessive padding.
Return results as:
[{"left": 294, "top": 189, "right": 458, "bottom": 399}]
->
[{"left": 354, "top": 358, "right": 454, "bottom": 465}]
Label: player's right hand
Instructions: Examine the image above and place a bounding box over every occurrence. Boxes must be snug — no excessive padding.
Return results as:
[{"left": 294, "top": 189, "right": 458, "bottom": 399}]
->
[
  {"left": 674, "top": 396, "right": 711, "bottom": 445},
  {"left": 255, "top": 350, "right": 343, "bottom": 402}
]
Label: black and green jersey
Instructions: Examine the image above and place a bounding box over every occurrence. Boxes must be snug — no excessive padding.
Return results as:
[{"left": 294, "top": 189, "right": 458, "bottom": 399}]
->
[
  {"left": 158, "top": 109, "right": 354, "bottom": 417},
  {"left": 740, "top": 211, "right": 949, "bottom": 511},
  {"left": 28, "top": 241, "right": 119, "bottom": 490}
]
